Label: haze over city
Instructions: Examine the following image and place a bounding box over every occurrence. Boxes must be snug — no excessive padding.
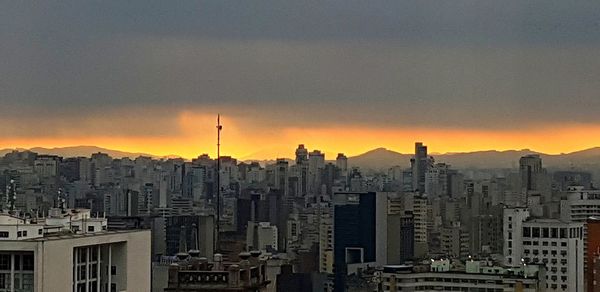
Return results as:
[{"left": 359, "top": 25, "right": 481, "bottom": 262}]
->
[
  {"left": 3, "top": 1, "right": 600, "bottom": 158},
  {"left": 4, "top": 1, "right": 600, "bottom": 292}
]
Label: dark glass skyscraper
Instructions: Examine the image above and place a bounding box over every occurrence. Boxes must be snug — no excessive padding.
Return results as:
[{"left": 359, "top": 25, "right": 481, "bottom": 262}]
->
[{"left": 333, "top": 192, "right": 376, "bottom": 291}]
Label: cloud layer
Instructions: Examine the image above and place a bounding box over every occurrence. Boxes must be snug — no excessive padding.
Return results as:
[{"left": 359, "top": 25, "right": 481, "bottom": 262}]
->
[{"left": 2, "top": 1, "right": 600, "bottom": 156}]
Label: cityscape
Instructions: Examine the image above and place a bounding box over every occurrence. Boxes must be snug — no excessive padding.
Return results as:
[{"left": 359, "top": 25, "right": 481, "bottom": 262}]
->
[
  {"left": 3, "top": 1, "right": 600, "bottom": 291},
  {"left": 0, "top": 141, "right": 599, "bottom": 291}
]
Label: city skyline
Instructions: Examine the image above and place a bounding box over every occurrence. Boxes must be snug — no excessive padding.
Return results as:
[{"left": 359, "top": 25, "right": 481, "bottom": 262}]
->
[
  {"left": 3, "top": 114, "right": 600, "bottom": 159},
  {"left": 4, "top": 1, "right": 600, "bottom": 291},
  {"left": 5, "top": 127, "right": 600, "bottom": 161}
]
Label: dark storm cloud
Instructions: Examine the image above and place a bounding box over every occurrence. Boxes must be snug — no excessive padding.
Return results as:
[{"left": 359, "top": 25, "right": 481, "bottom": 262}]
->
[{"left": 2, "top": 0, "right": 600, "bottom": 134}]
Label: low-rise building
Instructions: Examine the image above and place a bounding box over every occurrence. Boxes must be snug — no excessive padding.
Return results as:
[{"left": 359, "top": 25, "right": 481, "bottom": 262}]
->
[
  {"left": 165, "top": 251, "right": 270, "bottom": 291},
  {"left": 379, "top": 259, "right": 545, "bottom": 292},
  {"left": 0, "top": 209, "right": 150, "bottom": 291}
]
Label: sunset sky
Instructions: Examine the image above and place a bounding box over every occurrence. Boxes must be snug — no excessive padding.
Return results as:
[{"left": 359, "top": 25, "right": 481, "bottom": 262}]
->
[{"left": 2, "top": 1, "right": 600, "bottom": 159}]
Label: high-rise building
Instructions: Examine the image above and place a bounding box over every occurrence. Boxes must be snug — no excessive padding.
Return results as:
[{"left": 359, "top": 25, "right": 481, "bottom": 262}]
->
[
  {"left": 519, "top": 155, "right": 544, "bottom": 192},
  {"left": 553, "top": 171, "right": 593, "bottom": 191},
  {"left": 318, "top": 215, "right": 334, "bottom": 274},
  {"left": 587, "top": 217, "right": 600, "bottom": 292},
  {"left": 503, "top": 207, "right": 531, "bottom": 266},
  {"left": 413, "top": 195, "right": 430, "bottom": 258},
  {"left": 411, "top": 143, "right": 433, "bottom": 194},
  {"left": 292, "top": 145, "right": 310, "bottom": 198},
  {"left": 560, "top": 186, "right": 600, "bottom": 223},
  {"left": 559, "top": 186, "right": 600, "bottom": 290},
  {"left": 33, "top": 155, "right": 61, "bottom": 179},
  {"left": 308, "top": 150, "right": 325, "bottom": 196},
  {"left": 152, "top": 215, "right": 214, "bottom": 260},
  {"left": 332, "top": 192, "right": 387, "bottom": 292},
  {"left": 425, "top": 163, "right": 460, "bottom": 197},
  {"left": 440, "top": 222, "right": 470, "bottom": 259},
  {"left": 295, "top": 144, "right": 308, "bottom": 165},
  {"left": 246, "top": 221, "right": 278, "bottom": 252},
  {"left": 592, "top": 254, "right": 600, "bottom": 292},
  {"left": 335, "top": 153, "right": 348, "bottom": 176},
  {"left": 504, "top": 207, "right": 584, "bottom": 291},
  {"left": 470, "top": 210, "right": 503, "bottom": 256},
  {"left": 386, "top": 210, "right": 415, "bottom": 264},
  {"left": 274, "top": 159, "right": 288, "bottom": 197}
]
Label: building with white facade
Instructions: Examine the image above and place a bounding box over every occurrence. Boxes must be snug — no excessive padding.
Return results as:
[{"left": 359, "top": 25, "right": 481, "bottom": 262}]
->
[
  {"left": 0, "top": 209, "right": 151, "bottom": 291},
  {"left": 560, "top": 186, "right": 600, "bottom": 223},
  {"left": 504, "top": 207, "right": 584, "bottom": 291},
  {"left": 246, "top": 222, "right": 278, "bottom": 252},
  {"left": 379, "top": 259, "right": 545, "bottom": 292}
]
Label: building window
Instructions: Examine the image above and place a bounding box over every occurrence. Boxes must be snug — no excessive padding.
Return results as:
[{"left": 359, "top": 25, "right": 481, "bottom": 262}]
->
[
  {"left": 0, "top": 232, "right": 8, "bottom": 238},
  {"left": 0, "top": 255, "right": 10, "bottom": 270},
  {"left": 17, "top": 231, "right": 22, "bottom": 238},
  {"left": 0, "top": 253, "right": 34, "bottom": 291},
  {"left": 38, "top": 229, "right": 42, "bottom": 235},
  {"left": 22, "top": 231, "right": 27, "bottom": 237},
  {"left": 74, "top": 245, "right": 101, "bottom": 292},
  {"left": 560, "top": 228, "right": 567, "bottom": 238},
  {"left": 88, "top": 226, "right": 94, "bottom": 232}
]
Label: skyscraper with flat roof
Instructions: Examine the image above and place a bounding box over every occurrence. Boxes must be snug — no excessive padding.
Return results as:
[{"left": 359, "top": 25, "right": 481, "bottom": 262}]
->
[{"left": 411, "top": 143, "right": 433, "bottom": 194}]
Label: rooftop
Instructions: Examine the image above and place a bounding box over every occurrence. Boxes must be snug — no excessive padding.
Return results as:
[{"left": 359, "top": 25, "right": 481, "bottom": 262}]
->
[{"left": 23, "top": 229, "right": 149, "bottom": 242}]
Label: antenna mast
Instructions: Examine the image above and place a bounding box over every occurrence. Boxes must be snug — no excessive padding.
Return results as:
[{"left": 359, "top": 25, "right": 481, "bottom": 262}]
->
[
  {"left": 6, "top": 179, "right": 15, "bottom": 214},
  {"left": 215, "top": 114, "right": 223, "bottom": 252}
]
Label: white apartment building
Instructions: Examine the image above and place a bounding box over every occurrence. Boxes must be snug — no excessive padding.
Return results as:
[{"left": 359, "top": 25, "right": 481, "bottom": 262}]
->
[
  {"left": 0, "top": 210, "right": 151, "bottom": 292},
  {"left": 560, "top": 186, "right": 600, "bottom": 223},
  {"left": 503, "top": 207, "right": 530, "bottom": 266},
  {"left": 318, "top": 215, "right": 333, "bottom": 274},
  {"left": 504, "top": 207, "right": 584, "bottom": 291},
  {"left": 246, "top": 222, "right": 278, "bottom": 252},
  {"left": 379, "top": 259, "right": 545, "bottom": 292}
]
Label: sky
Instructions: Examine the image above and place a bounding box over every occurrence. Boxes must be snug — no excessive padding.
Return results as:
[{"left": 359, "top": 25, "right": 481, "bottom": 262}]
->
[{"left": 2, "top": 1, "right": 600, "bottom": 159}]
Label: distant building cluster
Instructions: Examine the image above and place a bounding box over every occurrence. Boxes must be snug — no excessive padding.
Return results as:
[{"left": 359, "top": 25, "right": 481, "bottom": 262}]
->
[{"left": 0, "top": 142, "right": 599, "bottom": 291}]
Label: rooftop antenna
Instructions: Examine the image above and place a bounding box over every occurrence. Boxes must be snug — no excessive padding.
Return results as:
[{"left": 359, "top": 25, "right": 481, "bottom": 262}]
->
[
  {"left": 7, "top": 179, "right": 15, "bottom": 215},
  {"left": 57, "top": 188, "right": 67, "bottom": 212},
  {"left": 4, "top": 182, "right": 9, "bottom": 213},
  {"left": 215, "top": 114, "right": 223, "bottom": 252}
]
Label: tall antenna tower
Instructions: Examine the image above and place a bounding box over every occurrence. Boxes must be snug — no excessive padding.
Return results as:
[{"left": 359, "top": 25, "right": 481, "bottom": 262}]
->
[
  {"left": 215, "top": 114, "right": 223, "bottom": 251},
  {"left": 6, "top": 179, "right": 15, "bottom": 214}
]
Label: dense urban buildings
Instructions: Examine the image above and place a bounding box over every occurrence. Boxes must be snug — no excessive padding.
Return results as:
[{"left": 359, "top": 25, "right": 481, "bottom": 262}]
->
[
  {"left": 1, "top": 141, "right": 600, "bottom": 291},
  {"left": 4, "top": 0, "right": 600, "bottom": 290}
]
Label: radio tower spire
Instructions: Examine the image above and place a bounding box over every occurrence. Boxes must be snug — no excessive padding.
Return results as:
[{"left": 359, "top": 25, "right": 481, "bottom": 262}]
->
[{"left": 215, "top": 114, "right": 222, "bottom": 252}]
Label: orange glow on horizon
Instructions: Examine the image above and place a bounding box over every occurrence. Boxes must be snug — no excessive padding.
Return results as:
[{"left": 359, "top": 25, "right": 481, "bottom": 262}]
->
[{"left": 1, "top": 121, "right": 600, "bottom": 160}]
